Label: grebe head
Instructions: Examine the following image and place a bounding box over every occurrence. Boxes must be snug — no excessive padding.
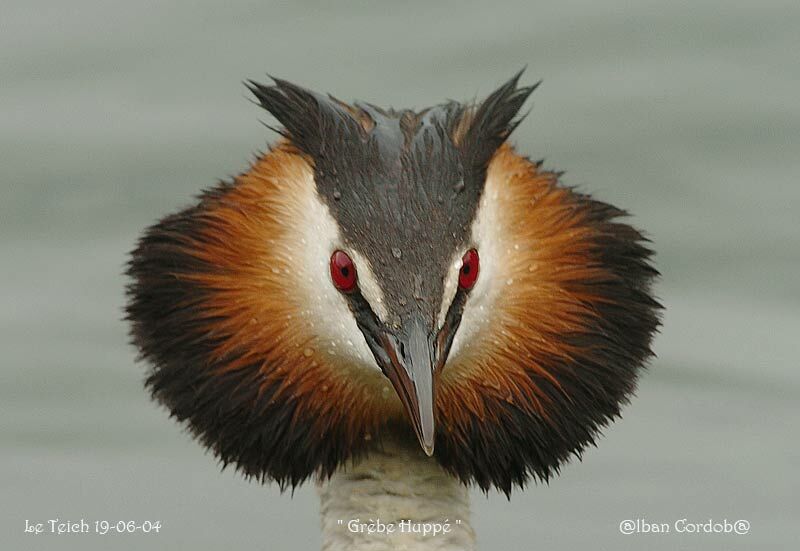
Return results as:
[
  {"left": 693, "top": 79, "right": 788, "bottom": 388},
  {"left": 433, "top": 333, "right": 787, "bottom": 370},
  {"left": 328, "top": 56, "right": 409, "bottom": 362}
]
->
[{"left": 126, "top": 71, "right": 660, "bottom": 494}]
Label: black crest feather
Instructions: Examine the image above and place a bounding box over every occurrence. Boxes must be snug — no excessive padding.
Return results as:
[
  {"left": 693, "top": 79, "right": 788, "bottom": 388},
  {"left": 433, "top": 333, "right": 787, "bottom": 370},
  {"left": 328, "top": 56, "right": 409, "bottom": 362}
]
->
[
  {"left": 456, "top": 68, "right": 540, "bottom": 174},
  {"left": 246, "top": 77, "right": 367, "bottom": 159}
]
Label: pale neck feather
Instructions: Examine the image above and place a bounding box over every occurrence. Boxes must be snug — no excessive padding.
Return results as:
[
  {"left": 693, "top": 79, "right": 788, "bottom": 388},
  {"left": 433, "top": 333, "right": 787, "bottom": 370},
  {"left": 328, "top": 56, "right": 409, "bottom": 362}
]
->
[{"left": 317, "top": 434, "right": 476, "bottom": 551}]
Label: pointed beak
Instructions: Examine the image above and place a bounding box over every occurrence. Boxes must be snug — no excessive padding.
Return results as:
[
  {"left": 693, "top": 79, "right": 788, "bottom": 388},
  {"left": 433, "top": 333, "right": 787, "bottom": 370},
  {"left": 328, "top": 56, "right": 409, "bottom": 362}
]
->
[{"left": 377, "top": 318, "right": 438, "bottom": 456}]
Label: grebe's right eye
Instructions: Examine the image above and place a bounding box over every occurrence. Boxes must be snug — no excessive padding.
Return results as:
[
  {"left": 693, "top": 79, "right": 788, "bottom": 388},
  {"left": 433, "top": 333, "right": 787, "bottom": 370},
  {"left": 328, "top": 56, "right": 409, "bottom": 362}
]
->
[{"left": 330, "top": 250, "right": 358, "bottom": 293}]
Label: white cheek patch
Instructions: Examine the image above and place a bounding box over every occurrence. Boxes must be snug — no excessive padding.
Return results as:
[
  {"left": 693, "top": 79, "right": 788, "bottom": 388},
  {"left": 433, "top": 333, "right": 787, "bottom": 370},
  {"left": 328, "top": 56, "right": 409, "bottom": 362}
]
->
[
  {"left": 446, "top": 173, "right": 504, "bottom": 361},
  {"left": 348, "top": 249, "right": 389, "bottom": 323},
  {"left": 437, "top": 255, "right": 462, "bottom": 330},
  {"left": 290, "top": 176, "right": 384, "bottom": 371}
]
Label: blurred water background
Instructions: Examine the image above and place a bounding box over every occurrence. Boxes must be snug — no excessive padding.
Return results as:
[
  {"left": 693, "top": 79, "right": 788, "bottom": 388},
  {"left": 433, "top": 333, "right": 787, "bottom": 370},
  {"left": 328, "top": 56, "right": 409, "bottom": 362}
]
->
[{"left": 2, "top": 1, "right": 798, "bottom": 549}]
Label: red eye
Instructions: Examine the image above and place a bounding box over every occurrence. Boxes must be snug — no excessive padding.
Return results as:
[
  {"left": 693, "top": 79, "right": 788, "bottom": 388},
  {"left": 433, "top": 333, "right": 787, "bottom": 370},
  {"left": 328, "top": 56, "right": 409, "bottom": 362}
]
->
[
  {"left": 330, "top": 250, "right": 358, "bottom": 293},
  {"left": 458, "top": 248, "right": 479, "bottom": 290}
]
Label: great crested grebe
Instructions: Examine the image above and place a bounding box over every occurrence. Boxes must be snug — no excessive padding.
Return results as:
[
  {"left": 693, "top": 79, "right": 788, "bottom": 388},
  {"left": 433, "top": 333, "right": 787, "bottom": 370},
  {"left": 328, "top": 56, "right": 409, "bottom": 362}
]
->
[{"left": 126, "top": 71, "right": 660, "bottom": 550}]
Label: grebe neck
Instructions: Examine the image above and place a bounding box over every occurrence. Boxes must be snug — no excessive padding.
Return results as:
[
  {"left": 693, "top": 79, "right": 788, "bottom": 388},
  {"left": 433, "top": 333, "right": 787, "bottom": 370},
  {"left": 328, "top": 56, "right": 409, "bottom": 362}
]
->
[{"left": 317, "top": 434, "right": 475, "bottom": 550}]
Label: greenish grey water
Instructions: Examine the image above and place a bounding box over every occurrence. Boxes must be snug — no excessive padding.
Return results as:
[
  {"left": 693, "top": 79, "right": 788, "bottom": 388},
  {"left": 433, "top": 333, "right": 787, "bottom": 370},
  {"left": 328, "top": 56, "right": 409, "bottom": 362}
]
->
[{"left": 2, "top": 1, "right": 798, "bottom": 549}]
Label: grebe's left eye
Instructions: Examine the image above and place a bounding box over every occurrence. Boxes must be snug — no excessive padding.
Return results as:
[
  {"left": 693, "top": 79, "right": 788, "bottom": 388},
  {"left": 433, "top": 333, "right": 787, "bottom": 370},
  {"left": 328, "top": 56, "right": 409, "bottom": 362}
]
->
[
  {"left": 330, "top": 250, "right": 358, "bottom": 293},
  {"left": 458, "top": 248, "right": 479, "bottom": 290}
]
